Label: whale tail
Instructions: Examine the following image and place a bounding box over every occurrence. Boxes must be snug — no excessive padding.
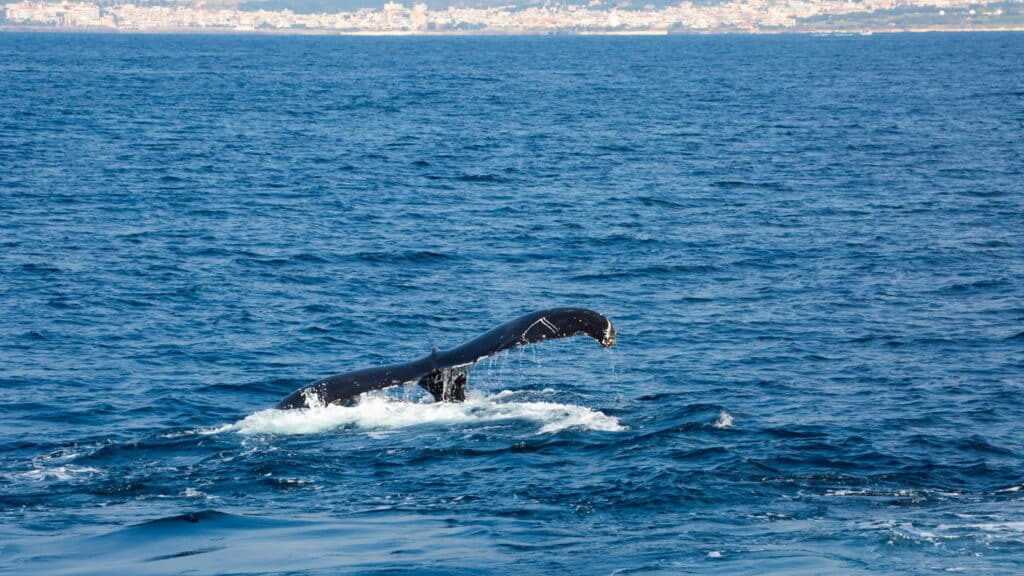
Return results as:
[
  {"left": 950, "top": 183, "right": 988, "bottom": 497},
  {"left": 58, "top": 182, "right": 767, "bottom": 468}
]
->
[
  {"left": 415, "top": 307, "right": 614, "bottom": 403},
  {"left": 417, "top": 367, "right": 468, "bottom": 402},
  {"left": 276, "top": 307, "right": 615, "bottom": 409}
]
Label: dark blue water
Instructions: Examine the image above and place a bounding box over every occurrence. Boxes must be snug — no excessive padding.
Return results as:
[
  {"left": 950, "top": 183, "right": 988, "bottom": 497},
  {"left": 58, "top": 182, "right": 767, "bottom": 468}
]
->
[{"left": 1, "top": 32, "right": 1022, "bottom": 574}]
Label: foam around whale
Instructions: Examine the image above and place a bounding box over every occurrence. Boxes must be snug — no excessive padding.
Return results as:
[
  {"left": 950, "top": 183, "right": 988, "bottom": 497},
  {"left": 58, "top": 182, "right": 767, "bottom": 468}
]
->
[{"left": 213, "top": 391, "right": 625, "bottom": 436}]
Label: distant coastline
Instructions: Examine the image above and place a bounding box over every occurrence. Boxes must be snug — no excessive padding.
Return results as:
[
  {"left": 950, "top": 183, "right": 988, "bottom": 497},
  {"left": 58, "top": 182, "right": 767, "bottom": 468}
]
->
[
  {"left": 3, "top": 0, "right": 1023, "bottom": 36},
  {"left": 2, "top": 24, "right": 1023, "bottom": 35}
]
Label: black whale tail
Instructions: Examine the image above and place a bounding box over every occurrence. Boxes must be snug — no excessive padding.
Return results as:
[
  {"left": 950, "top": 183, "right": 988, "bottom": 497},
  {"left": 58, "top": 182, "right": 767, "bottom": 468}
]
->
[
  {"left": 417, "top": 307, "right": 615, "bottom": 402},
  {"left": 276, "top": 307, "right": 616, "bottom": 409}
]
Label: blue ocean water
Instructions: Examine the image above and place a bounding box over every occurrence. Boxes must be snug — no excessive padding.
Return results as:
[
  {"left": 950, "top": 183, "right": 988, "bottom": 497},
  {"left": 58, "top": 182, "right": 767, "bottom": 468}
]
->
[{"left": 1, "top": 31, "right": 1022, "bottom": 574}]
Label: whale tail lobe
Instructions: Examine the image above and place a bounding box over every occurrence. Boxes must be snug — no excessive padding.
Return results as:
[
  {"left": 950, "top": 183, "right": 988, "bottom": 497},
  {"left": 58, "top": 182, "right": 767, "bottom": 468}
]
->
[{"left": 417, "top": 367, "right": 468, "bottom": 402}]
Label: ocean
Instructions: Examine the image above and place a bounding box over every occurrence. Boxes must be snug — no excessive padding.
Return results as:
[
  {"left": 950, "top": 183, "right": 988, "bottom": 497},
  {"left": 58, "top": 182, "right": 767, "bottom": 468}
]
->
[{"left": 1, "top": 32, "right": 1022, "bottom": 574}]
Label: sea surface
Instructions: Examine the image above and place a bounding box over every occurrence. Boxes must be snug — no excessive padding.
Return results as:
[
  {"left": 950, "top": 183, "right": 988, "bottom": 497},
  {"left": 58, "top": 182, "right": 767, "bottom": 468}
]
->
[{"left": 1, "top": 32, "right": 1022, "bottom": 575}]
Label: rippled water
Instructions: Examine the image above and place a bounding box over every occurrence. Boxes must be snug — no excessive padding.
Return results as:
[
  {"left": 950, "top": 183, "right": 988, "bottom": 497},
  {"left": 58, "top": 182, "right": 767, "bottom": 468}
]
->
[{"left": 1, "top": 32, "right": 1022, "bottom": 574}]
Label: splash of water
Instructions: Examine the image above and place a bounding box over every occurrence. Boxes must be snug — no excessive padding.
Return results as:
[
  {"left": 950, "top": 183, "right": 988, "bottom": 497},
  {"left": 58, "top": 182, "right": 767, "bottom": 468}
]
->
[
  {"left": 210, "top": 392, "right": 625, "bottom": 436},
  {"left": 713, "top": 409, "right": 734, "bottom": 429}
]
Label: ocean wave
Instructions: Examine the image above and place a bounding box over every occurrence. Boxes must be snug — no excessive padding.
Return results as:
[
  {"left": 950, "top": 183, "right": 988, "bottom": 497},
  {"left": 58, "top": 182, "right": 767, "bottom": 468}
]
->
[
  {"left": 887, "top": 518, "right": 1024, "bottom": 546},
  {"left": 19, "top": 464, "right": 104, "bottom": 482}
]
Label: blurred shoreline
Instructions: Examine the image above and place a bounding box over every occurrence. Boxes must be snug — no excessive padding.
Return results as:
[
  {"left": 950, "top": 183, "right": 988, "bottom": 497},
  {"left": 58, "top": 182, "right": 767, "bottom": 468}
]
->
[{"left": 2, "top": 24, "right": 1023, "bottom": 34}]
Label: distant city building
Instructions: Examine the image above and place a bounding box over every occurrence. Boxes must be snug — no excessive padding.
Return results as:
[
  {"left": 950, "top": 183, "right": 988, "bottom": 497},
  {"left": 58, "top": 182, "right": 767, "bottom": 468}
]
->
[{"left": 4, "top": 0, "right": 1021, "bottom": 33}]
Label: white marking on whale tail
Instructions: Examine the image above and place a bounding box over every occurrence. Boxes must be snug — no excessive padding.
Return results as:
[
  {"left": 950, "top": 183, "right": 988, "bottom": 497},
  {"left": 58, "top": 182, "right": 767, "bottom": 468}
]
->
[
  {"left": 539, "top": 317, "right": 559, "bottom": 334},
  {"left": 208, "top": 391, "right": 626, "bottom": 436}
]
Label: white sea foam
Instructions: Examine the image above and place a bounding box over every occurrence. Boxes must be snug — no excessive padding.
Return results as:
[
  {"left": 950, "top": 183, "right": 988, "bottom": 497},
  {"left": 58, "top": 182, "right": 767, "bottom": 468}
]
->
[
  {"left": 826, "top": 489, "right": 918, "bottom": 497},
  {"left": 713, "top": 409, "right": 734, "bottom": 429},
  {"left": 21, "top": 465, "right": 103, "bottom": 482},
  {"left": 936, "top": 521, "right": 1024, "bottom": 535},
  {"left": 210, "top": 392, "right": 625, "bottom": 436},
  {"left": 182, "top": 487, "right": 216, "bottom": 499},
  {"left": 886, "top": 519, "right": 1024, "bottom": 545}
]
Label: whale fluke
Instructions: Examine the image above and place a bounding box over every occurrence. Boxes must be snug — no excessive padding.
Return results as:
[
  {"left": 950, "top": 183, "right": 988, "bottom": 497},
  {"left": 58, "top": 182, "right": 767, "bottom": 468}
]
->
[{"left": 275, "top": 307, "right": 615, "bottom": 410}]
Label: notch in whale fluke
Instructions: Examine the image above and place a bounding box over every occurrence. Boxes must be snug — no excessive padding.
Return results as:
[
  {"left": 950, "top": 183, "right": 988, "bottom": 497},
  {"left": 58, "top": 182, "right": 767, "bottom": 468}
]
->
[{"left": 275, "top": 307, "right": 616, "bottom": 410}]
